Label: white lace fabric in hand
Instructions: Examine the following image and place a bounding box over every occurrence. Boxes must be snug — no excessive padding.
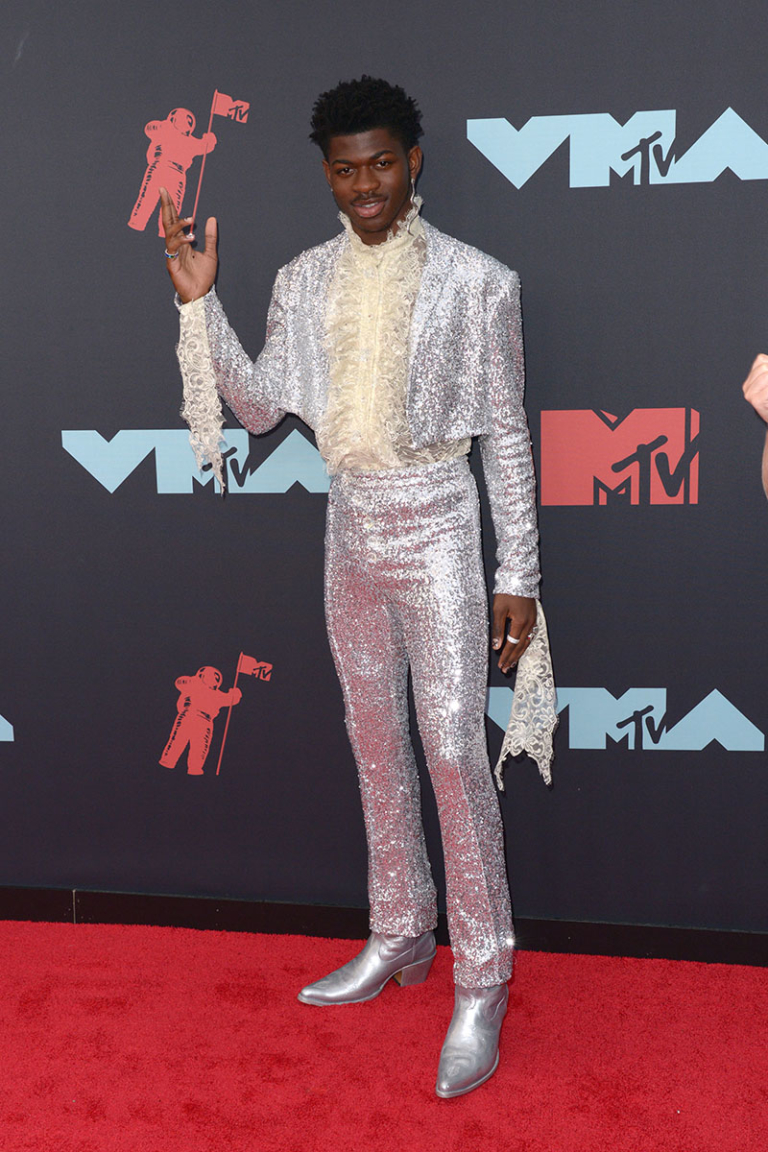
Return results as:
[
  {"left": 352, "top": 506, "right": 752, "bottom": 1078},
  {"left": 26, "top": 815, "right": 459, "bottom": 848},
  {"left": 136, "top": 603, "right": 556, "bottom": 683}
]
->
[
  {"left": 494, "top": 601, "right": 558, "bottom": 788},
  {"left": 177, "top": 296, "right": 226, "bottom": 491}
]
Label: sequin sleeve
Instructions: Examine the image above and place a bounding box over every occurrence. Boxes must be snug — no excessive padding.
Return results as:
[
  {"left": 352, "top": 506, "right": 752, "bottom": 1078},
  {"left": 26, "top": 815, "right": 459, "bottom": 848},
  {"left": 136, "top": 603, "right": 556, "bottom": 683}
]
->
[
  {"left": 203, "top": 279, "right": 287, "bottom": 436},
  {"left": 176, "top": 275, "right": 288, "bottom": 447},
  {"left": 478, "top": 273, "right": 541, "bottom": 598}
]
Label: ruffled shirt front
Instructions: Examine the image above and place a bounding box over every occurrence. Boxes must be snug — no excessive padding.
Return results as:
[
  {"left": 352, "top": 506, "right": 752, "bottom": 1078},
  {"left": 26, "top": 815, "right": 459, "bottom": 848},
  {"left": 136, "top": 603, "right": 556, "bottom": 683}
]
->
[{"left": 317, "top": 201, "right": 470, "bottom": 474}]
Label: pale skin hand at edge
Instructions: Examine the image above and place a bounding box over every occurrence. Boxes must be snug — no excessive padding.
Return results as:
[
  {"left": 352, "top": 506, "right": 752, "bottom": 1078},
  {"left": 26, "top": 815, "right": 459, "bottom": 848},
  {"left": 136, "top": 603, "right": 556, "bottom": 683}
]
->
[
  {"left": 159, "top": 187, "right": 537, "bottom": 667},
  {"left": 159, "top": 186, "right": 218, "bottom": 303},
  {"left": 742, "top": 353, "right": 768, "bottom": 496}
]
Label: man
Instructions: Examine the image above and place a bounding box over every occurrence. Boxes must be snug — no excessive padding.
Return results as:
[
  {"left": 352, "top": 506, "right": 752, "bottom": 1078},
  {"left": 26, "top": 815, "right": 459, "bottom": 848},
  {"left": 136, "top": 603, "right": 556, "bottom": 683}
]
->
[
  {"left": 743, "top": 353, "right": 768, "bottom": 496},
  {"left": 161, "top": 76, "right": 548, "bottom": 1098}
]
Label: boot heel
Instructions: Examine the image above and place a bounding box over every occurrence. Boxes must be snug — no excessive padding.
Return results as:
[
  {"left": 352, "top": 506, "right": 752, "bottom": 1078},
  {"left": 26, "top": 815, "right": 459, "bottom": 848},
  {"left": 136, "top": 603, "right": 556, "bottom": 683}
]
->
[{"left": 393, "top": 953, "right": 434, "bottom": 987}]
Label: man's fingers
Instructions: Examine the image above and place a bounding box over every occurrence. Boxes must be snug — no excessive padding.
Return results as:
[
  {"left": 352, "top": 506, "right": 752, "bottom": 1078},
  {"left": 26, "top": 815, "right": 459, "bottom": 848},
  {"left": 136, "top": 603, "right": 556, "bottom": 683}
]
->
[
  {"left": 745, "top": 377, "right": 768, "bottom": 403},
  {"left": 498, "top": 633, "right": 527, "bottom": 673},
  {"left": 492, "top": 598, "right": 523, "bottom": 669},
  {"left": 163, "top": 216, "right": 195, "bottom": 253},
  {"left": 159, "top": 187, "right": 183, "bottom": 225},
  {"left": 203, "top": 217, "right": 218, "bottom": 259},
  {"left": 159, "top": 187, "right": 180, "bottom": 235},
  {"left": 165, "top": 215, "right": 192, "bottom": 239},
  {"left": 491, "top": 599, "right": 508, "bottom": 650},
  {"left": 743, "top": 354, "right": 768, "bottom": 397},
  {"left": 497, "top": 607, "right": 537, "bottom": 673},
  {"left": 743, "top": 358, "right": 768, "bottom": 423},
  {"left": 496, "top": 607, "right": 524, "bottom": 671},
  {"left": 744, "top": 370, "right": 768, "bottom": 398},
  {"left": 166, "top": 230, "right": 194, "bottom": 249},
  {"left": 158, "top": 190, "right": 195, "bottom": 250}
]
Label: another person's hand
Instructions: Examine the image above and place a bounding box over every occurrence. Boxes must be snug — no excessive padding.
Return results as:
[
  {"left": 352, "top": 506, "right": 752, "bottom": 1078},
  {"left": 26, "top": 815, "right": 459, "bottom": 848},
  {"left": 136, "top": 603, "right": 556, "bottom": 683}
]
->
[
  {"left": 491, "top": 594, "right": 537, "bottom": 674},
  {"left": 742, "top": 353, "right": 768, "bottom": 423},
  {"left": 160, "top": 186, "right": 218, "bottom": 303}
]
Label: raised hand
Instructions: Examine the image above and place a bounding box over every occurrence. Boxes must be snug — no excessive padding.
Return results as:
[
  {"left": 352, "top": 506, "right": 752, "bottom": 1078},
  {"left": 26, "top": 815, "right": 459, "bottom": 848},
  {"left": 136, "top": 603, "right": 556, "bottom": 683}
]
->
[
  {"left": 160, "top": 186, "right": 218, "bottom": 303},
  {"left": 743, "top": 353, "right": 768, "bottom": 424}
]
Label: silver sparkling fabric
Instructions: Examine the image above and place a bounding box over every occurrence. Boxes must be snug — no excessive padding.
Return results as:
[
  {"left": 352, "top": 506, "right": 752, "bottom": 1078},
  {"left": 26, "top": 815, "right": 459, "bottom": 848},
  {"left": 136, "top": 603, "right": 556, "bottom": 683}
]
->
[
  {"left": 325, "top": 458, "right": 514, "bottom": 987},
  {"left": 174, "top": 218, "right": 544, "bottom": 982},
  {"left": 180, "top": 218, "right": 540, "bottom": 596}
]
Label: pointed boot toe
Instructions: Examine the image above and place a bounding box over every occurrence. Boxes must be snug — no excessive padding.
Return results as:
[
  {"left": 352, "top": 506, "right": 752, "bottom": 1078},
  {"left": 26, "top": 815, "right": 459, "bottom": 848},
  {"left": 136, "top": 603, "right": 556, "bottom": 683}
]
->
[
  {"left": 436, "top": 1049, "right": 500, "bottom": 1099},
  {"left": 435, "top": 983, "right": 508, "bottom": 1099},
  {"left": 298, "top": 930, "right": 436, "bottom": 1006}
]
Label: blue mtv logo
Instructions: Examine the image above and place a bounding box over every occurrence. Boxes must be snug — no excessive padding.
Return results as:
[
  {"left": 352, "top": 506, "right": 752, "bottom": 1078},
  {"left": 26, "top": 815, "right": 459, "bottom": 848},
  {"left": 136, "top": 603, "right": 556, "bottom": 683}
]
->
[
  {"left": 0, "top": 714, "right": 14, "bottom": 741},
  {"left": 486, "top": 687, "right": 764, "bottom": 752},
  {"left": 468, "top": 108, "right": 768, "bottom": 188},
  {"left": 62, "top": 429, "right": 330, "bottom": 494}
]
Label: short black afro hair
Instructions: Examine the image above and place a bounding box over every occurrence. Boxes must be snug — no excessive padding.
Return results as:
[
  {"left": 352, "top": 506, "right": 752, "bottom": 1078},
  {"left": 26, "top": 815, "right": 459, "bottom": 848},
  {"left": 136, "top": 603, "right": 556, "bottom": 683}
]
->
[{"left": 309, "top": 76, "right": 423, "bottom": 157}]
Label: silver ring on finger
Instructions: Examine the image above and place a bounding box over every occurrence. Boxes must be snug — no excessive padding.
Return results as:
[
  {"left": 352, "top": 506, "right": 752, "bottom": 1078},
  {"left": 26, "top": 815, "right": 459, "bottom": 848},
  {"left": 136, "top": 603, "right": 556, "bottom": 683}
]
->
[
  {"left": 164, "top": 249, "right": 179, "bottom": 260},
  {"left": 507, "top": 634, "right": 519, "bottom": 643}
]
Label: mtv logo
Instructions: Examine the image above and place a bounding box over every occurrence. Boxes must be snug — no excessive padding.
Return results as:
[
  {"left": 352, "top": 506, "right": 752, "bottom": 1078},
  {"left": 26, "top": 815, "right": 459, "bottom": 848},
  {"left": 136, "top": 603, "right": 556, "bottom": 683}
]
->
[
  {"left": 62, "top": 428, "right": 330, "bottom": 495},
  {"left": 540, "top": 408, "right": 699, "bottom": 506},
  {"left": 486, "top": 686, "right": 764, "bottom": 752},
  {"left": 467, "top": 108, "right": 768, "bottom": 189},
  {"left": 227, "top": 101, "right": 249, "bottom": 123}
]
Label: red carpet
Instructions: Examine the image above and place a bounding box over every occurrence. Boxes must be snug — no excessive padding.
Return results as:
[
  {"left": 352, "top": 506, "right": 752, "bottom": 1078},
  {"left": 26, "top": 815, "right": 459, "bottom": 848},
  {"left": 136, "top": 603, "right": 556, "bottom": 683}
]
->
[{"left": 0, "top": 922, "right": 765, "bottom": 1151}]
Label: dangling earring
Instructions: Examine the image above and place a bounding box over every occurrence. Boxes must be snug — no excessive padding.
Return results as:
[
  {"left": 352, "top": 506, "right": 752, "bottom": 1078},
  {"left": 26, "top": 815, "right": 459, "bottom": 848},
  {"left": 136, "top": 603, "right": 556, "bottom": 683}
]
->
[{"left": 402, "top": 174, "right": 423, "bottom": 234}]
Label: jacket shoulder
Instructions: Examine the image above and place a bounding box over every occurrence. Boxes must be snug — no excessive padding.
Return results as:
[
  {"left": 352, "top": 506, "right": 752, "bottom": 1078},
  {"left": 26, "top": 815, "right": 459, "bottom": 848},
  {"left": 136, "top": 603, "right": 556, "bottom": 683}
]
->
[
  {"left": 422, "top": 221, "right": 520, "bottom": 288},
  {"left": 276, "top": 232, "right": 345, "bottom": 282}
]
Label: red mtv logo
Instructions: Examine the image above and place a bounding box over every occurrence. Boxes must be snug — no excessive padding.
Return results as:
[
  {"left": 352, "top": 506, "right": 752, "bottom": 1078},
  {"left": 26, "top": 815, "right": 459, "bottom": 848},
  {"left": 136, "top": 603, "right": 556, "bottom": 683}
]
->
[{"left": 540, "top": 408, "right": 699, "bottom": 506}]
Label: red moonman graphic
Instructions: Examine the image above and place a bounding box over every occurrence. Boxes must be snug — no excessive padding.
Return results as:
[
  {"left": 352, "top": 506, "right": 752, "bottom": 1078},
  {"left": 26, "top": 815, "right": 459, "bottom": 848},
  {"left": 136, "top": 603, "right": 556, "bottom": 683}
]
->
[
  {"left": 160, "top": 666, "right": 241, "bottom": 776},
  {"left": 539, "top": 408, "right": 700, "bottom": 506},
  {"left": 128, "top": 108, "right": 217, "bottom": 237},
  {"left": 128, "top": 90, "right": 250, "bottom": 237}
]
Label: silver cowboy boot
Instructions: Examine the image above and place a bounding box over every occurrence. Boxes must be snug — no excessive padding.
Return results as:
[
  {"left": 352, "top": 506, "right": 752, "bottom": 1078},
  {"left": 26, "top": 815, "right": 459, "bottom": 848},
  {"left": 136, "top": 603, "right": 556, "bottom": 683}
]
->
[
  {"left": 435, "top": 982, "right": 509, "bottom": 1098},
  {"left": 297, "top": 930, "right": 436, "bottom": 1006}
]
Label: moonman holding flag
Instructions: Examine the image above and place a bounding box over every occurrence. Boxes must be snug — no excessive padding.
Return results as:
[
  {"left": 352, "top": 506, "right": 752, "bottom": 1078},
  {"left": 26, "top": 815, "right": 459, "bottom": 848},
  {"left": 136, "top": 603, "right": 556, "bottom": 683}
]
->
[
  {"left": 128, "top": 108, "right": 217, "bottom": 236},
  {"left": 159, "top": 76, "right": 556, "bottom": 1099},
  {"left": 160, "top": 666, "right": 241, "bottom": 776},
  {"left": 130, "top": 91, "right": 249, "bottom": 237}
]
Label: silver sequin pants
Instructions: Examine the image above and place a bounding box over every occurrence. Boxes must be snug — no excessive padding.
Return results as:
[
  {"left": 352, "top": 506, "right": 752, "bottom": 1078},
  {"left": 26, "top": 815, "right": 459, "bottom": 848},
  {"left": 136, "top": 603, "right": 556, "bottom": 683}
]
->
[{"left": 324, "top": 457, "right": 514, "bottom": 987}]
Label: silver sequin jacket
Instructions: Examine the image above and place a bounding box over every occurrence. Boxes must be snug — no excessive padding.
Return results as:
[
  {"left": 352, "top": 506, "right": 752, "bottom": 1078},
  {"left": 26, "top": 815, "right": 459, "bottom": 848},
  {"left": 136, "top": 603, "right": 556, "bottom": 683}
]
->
[{"left": 187, "top": 219, "right": 540, "bottom": 597}]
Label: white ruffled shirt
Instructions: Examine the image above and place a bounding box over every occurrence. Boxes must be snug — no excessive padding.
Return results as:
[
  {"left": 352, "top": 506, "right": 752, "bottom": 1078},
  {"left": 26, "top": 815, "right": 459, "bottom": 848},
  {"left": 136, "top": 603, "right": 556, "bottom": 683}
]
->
[{"left": 317, "top": 201, "right": 470, "bottom": 474}]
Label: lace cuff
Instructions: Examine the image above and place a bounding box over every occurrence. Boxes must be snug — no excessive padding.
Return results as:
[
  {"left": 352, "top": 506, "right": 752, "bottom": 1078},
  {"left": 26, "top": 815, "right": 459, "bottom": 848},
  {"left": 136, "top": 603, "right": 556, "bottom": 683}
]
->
[
  {"left": 494, "top": 601, "right": 557, "bottom": 788},
  {"left": 177, "top": 295, "right": 226, "bottom": 491}
]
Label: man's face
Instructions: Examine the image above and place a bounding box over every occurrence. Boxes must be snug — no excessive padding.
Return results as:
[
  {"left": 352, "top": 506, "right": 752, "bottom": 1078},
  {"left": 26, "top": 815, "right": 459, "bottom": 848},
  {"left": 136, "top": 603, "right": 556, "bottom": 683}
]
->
[{"left": 323, "top": 128, "right": 422, "bottom": 246}]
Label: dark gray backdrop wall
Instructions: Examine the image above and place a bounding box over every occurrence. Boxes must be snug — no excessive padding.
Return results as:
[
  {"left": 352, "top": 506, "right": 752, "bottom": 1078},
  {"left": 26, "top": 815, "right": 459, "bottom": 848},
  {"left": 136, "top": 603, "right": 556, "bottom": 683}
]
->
[{"left": 3, "top": 0, "right": 767, "bottom": 932}]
